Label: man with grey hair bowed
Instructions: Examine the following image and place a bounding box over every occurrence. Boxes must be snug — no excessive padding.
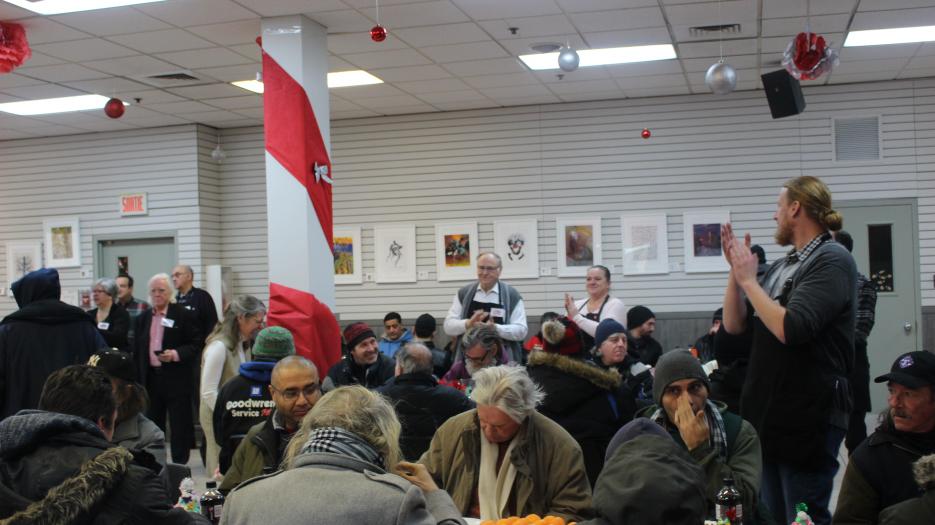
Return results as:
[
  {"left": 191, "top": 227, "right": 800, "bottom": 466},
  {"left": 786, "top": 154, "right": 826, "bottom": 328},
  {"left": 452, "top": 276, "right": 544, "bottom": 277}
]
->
[{"left": 419, "top": 365, "right": 592, "bottom": 522}]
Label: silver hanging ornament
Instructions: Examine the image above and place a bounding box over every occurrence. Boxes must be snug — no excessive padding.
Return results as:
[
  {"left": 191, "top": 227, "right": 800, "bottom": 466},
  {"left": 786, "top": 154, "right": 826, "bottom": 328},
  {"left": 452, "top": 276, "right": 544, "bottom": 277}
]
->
[
  {"left": 705, "top": 60, "right": 737, "bottom": 95},
  {"left": 558, "top": 45, "right": 579, "bottom": 72}
]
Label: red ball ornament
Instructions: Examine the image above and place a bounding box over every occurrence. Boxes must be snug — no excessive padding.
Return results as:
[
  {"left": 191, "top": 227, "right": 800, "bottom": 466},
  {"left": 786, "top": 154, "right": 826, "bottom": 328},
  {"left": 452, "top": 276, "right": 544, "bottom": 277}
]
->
[
  {"left": 370, "top": 25, "right": 387, "bottom": 42},
  {"left": 104, "top": 98, "right": 125, "bottom": 119},
  {"left": 641, "top": 128, "right": 651, "bottom": 139}
]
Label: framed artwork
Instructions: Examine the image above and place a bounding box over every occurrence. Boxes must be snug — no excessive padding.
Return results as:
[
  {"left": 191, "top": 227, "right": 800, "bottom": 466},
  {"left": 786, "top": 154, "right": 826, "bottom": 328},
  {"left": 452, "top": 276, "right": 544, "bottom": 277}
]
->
[
  {"left": 373, "top": 225, "right": 417, "bottom": 283},
  {"left": 621, "top": 214, "right": 669, "bottom": 275},
  {"left": 43, "top": 217, "right": 81, "bottom": 268},
  {"left": 683, "top": 210, "right": 731, "bottom": 273},
  {"left": 555, "top": 216, "right": 602, "bottom": 277},
  {"left": 435, "top": 222, "right": 478, "bottom": 282},
  {"left": 333, "top": 226, "right": 362, "bottom": 285},
  {"left": 493, "top": 218, "right": 539, "bottom": 279},
  {"left": 6, "top": 241, "right": 42, "bottom": 286}
]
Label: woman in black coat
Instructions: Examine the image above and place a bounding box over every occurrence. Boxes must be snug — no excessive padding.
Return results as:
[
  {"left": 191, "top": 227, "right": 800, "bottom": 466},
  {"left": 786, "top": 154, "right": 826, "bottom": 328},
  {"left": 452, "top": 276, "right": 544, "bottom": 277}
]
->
[{"left": 88, "top": 277, "right": 130, "bottom": 352}]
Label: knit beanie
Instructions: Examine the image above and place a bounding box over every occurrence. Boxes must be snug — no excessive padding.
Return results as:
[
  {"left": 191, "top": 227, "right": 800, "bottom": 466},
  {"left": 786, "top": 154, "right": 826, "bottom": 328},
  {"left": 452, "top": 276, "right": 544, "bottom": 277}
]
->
[
  {"left": 594, "top": 318, "right": 626, "bottom": 349},
  {"left": 252, "top": 326, "right": 295, "bottom": 360},
  {"left": 343, "top": 322, "right": 375, "bottom": 351},
  {"left": 541, "top": 317, "right": 583, "bottom": 355},
  {"left": 414, "top": 313, "right": 436, "bottom": 338},
  {"left": 652, "top": 349, "right": 709, "bottom": 406},
  {"left": 626, "top": 305, "right": 655, "bottom": 330}
]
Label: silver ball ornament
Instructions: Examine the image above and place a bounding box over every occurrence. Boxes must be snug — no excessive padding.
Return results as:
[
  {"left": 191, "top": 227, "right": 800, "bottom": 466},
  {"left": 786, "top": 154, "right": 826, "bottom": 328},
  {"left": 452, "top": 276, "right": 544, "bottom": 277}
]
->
[
  {"left": 705, "top": 61, "right": 737, "bottom": 95},
  {"left": 558, "top": 46, "right": 579, "bottom": 72}
]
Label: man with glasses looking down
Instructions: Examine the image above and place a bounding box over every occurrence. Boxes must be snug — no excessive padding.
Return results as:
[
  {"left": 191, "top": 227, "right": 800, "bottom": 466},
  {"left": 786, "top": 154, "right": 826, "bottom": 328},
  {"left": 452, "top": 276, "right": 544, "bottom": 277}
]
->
[
  {"left": 444, "top": 252, "right": 528, "bottom": 363},
  {"left": 220, "top": 356, "right": 320, "bottom": 492}
]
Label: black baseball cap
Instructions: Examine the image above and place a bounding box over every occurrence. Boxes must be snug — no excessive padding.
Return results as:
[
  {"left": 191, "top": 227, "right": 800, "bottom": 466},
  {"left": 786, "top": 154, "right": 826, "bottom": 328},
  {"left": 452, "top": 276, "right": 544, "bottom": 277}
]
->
[
  {"left": 874, "top": 351, "right": 935, "bottom": 389},
  {"left": 88, "top": 348, "right": 137, "bottom": 383}
]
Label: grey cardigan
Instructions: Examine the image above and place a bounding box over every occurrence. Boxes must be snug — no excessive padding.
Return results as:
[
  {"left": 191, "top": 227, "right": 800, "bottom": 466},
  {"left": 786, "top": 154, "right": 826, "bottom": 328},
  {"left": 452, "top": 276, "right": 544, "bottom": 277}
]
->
[{"left": 220, "top": 452, "right": 466, "bottom": 525}]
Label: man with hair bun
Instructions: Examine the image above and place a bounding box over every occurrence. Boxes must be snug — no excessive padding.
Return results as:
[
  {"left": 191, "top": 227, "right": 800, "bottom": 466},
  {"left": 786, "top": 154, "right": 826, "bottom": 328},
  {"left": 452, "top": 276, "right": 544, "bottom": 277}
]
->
[{"left": 720, "top": 175, "right": 857, "bottom": 525}]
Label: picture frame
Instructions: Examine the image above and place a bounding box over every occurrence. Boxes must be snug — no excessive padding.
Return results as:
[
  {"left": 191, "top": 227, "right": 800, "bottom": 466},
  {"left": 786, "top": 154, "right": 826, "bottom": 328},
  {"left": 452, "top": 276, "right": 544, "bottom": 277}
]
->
[
  {"left": 333, "top": 226, "right": 362, "bottom": 285},
  {"left": 373, "top": 224, "right": 417, "bottom": 283},
  {"left": 6, "top": 241, "right": 42, "bottom": 286},
  {"left": 493, "top": 218, "right": 540, "bottom": 279},
  {"left": 555, "top": 216, "right": 602, "bottom": 277},
  {"left": 43, "top": 217, "right": 81, "bottom": 268},
  {"left": 621, "top": 214, "right": 669, "bottom": 275},
  {"left": 435, "top": 221, "right": 478, "bottom": 282},
  {"left": 682, "top": 210, "right": 731, "bottom": 273}
]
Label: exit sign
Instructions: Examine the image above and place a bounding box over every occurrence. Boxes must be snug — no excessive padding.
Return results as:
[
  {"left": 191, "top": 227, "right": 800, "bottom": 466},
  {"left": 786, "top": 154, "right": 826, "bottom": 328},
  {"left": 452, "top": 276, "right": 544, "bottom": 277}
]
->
[{"left": 120, "top": 193, "right": 148, "bottom": 216}]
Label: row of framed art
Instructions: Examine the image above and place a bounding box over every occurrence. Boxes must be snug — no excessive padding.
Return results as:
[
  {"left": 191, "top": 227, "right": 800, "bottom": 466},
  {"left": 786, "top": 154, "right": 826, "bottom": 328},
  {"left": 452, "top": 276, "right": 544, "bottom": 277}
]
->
[{"left": 333, "top": 210, "right": 730, "bottom": 284}]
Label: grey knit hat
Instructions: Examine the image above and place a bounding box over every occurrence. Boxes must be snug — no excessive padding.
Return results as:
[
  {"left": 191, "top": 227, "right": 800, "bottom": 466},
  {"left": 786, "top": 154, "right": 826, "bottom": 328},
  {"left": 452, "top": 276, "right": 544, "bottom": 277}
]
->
[
  {"left": 252, "top": 326, "right": 295, "bottom": 361},
  {"left": 651, "top": 349, "right": 709, "bottom": 406}
]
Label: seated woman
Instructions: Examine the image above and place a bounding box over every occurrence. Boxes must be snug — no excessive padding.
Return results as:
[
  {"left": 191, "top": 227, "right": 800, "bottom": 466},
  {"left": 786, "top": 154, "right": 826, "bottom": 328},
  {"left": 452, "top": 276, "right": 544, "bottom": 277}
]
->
[
  {"left": 88, "top": 277, "right": 130, "bottom": 352},
  {"left": 220, "top": 385, "right": 465, "bottom": 525},
  {"left": 589, "top": 319, "right": 654, "bottom": 410}
]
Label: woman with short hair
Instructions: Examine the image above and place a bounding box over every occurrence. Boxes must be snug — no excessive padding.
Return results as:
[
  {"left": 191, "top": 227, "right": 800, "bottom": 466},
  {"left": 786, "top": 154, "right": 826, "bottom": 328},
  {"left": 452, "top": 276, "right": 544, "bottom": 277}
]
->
[{"left": 88, "top": 277, "right": 130, "bottom": 352}]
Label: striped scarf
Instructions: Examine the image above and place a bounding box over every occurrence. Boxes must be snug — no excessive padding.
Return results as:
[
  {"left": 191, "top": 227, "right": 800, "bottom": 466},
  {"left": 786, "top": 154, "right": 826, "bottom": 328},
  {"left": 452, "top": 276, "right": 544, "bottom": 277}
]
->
[
  {"left": 299, "top": 427, "right": 385, "bottom": 470},
  {"left": 651, "top": 399, "right": 728, "bottom": 461}
]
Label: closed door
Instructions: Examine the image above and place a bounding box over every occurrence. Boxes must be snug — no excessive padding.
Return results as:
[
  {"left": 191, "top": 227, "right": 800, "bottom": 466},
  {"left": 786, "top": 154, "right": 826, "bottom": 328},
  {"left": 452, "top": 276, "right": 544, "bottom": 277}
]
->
[
  {"left": 98, "top": 237, "right": 177, "bottom": 298},
  {"left": 837, "top": 201, "right": 920, "bottom": 412}
]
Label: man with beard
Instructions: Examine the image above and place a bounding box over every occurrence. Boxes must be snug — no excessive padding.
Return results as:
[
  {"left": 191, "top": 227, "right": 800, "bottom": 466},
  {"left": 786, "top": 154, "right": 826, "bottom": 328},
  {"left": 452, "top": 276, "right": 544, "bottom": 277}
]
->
[
  {"left": 322, "top": 322, "right": 394, "bottom": 391},
  {"left": 441, "top": 324, "right": 510, "bottom": 388},
  {"left": 720, "top": 176, "right": 856, "bottom": 525}
]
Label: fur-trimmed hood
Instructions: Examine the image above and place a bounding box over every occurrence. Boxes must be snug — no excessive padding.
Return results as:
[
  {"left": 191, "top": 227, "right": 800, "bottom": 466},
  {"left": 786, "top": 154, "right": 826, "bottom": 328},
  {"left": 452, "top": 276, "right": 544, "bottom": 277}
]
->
[
  {"left": 528, "top": 351, "right": 621, "bottom": 390},
  {"left": 915, "top": 454, "right": 935, "bottom": 490}
]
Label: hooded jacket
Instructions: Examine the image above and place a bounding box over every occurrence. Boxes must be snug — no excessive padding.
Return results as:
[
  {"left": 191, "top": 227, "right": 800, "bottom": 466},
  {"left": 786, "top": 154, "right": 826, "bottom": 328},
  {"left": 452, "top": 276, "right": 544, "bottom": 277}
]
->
[
  {"left": 379, "top": 328, "right": 413, "bottom": 358},
  {"left": 0, "top": 410, "right": 205, "bottom": 524},
  {"left": 1, "top": 269, "right": 106, "bottom": 419},
  {"left": 213, "top": 360, "right": 277, "bottom": 474}
]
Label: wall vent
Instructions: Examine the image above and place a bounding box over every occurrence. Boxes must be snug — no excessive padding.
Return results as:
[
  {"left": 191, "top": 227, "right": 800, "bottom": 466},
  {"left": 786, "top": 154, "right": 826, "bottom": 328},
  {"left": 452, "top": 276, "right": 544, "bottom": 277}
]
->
[
  {"left": 834, "top": 116, "right": 881, "bottom": 161},
  {"left": 689, "top": 24, "right": 742, "bottom": 37}
]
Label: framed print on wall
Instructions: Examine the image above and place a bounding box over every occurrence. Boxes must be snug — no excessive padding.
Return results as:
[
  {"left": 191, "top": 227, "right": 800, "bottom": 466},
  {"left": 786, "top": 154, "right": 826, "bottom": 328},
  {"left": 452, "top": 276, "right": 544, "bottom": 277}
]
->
[
  {"left": 373, "top": 224, "right": 417, "bottom": 283},
  {"left": 556, "top": 216, "right": 602, "bottom": 277},
  {"left": 6, "top": 241, "right": 42, "bottom": 286},
  {"left": 493, "top": 218, "right": 539, "bottom": 279},
  {"left": 435, "top": 221, "right": 478, "bottom": 282},
  {"left": 43, "top": 217, "right": 81, "bottom": 268},
  {"left": 621, "top": 214, "right": 669, "bottom": 275},
  {"left": 333, "top": 226, "right": 362, "bottom": 285},
  {"left": 682, "top": 210, "right": 731, "bottom": 273}
]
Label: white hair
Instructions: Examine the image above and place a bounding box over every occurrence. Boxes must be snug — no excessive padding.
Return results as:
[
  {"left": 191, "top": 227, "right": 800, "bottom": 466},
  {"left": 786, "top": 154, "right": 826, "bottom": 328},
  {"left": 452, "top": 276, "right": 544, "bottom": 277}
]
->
[
  {"left": 470, "top": 365, "right": 544, "bottom": 424},
  {"left": 148, "top": 273, "right": 176, "bottom": 303}
]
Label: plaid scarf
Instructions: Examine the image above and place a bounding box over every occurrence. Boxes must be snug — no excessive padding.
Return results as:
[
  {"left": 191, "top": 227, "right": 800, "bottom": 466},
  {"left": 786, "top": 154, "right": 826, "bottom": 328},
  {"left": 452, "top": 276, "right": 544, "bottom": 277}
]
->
[
  {"left": 299, "top": 426, "right": 385, "bottom": 470},
  {"left": 651, "top": 399, "right": 729, "bottom": 461}
]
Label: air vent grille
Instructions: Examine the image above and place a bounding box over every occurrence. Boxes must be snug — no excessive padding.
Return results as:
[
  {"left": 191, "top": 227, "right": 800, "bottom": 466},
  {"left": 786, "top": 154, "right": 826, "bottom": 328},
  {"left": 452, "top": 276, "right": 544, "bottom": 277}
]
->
[
  {"left": 689, "top": 24, "right": 742, "bottom": 37},
  {"left": 148, "top": 72, "right": 199, "bottom": 81},
  {"left": 834, "top": 116, "right": 881, "bottom": 162}
]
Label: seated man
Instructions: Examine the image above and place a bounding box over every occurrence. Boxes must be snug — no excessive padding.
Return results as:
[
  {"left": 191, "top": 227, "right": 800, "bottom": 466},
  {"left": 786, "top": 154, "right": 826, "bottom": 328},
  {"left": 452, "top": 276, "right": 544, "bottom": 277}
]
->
[
  {"left": 379, "top": 312, "right": 412, "bottom": 359},
  {"left": 626, "top": 305, "right": 662, "bottom": 366},
  {"left": 323, "top": 322, "right": 394, "bottom": 391},
  {"left": 0, "top": 365, "right": 205, "bottom": 523},
  {"left": 441, "top": 324, "right": 512, "bottom": 387},
  {"left": 378, "top": 342, "right": 475, "bottom": 460},
  {"left": 220, "top": 356, "right": 320, "bottom": 493},
  {"left": 420, "top": 365, "right": 592, "bottom": 522},
  {"left": 834, "top": 351, "right": 935, "bottom": 524},
  {"left": 641, "top": 350, "right": 761, "bottom": 518},
  {"left": 412, "top": 313, "right": 453, "bottom": 378},
  {"left": 692, "top": 308, "right": 722, "bottom": 364}
]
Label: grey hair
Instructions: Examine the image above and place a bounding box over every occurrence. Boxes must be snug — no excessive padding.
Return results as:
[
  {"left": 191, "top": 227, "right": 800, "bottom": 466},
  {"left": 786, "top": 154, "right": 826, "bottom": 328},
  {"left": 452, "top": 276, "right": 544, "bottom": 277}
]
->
[
  {"left": 477, "top": 251, "right": 502, "bottom": 268},
  {"left": 148, "top": 273, "right": 176, "bottom": 303},
  {"left": 470, "top": 365, "right": 544, "bottom": 424},
  {"left": 93, "top": 278, "right": 118, "bottom": 301},
  {"left": 206, "top": 295, "right": 266, "bottom": 350},
  {"left": 396, "top": 342, "right": 433, "bottom": 375},
  {"left": 460, "top": 323, "right": 502, "bottom": 354}
]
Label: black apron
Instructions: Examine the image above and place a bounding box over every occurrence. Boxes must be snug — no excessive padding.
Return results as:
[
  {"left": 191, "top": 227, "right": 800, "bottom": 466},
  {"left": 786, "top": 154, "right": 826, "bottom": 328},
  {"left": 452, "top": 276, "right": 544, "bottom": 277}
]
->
[{"left": 580, "top": 295, "right": 609, "bottom": 350}]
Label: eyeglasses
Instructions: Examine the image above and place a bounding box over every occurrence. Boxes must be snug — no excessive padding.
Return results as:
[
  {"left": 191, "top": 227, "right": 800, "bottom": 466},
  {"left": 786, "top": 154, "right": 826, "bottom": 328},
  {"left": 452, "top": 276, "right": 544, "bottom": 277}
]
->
[
  {"left": 477, "top": 265, "right": 500, "bottom": 272},
  {"left": 272, "top": 384, "right": 320, "bottom": 401},
  {"left": 464, "top": 351, "right": 492, "bottom": 364}
]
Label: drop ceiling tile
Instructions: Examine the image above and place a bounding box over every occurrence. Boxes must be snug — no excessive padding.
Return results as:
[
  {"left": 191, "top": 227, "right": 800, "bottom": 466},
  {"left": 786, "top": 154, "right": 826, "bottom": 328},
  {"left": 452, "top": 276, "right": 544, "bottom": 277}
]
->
[
  {"left": 21, "top": 52, "right": 66, "bottom": 67},
  {"left": 858, "top": 0, "right": 935, "bottom": 10},
  {"left": 897, "top": 68, "right": 935, "bottom": 79},
  {"left": 83, "top": 55, "right": 182, "bottom": 77},
  {"left": 430, "top": 99, "right": 498, "bottom": 111},
  {"left": 353, "top": 94, "right": 428, "bottom": 109},
  {"left": 327, "top": 32, "right": 410, "bottom": 55},
  {"left": 479, "top": 84, "right": 554, "bottom": 98},
  {"left": 762, "top": 14, "right": 851, "bottom": 37},
  {"left": 332, "top": 108, "right": 382, "bottom": 119},
  {"left": 137, "top": 0, "right": 259, "bottom": 27},
  {"left": 341, "top": 49, "right": 433, "bottom": 69},
  {"left": 544, "top": 78, "right": 620, "bottom": 94},
  {"left": 625, "top": 85, "right": 692, "bottom": 97},
  {"left": 416, "top": 89, "right": 489, "bottom": 103},
  {"left": 570, "top": 7, "right": 666, "bottom": 32},
  {"left": 125, "top": 90, "right": 189, "bottom": 105},
  {"left": 680, "top": 55, "right": 758, "bottom": 72},
  {"left": 0, "top": 4, "right": 34, "bottom": 20},
  {"left": 832, "top": 57, "right": 909, "bottom": 75},
  {"left": 556, "top": 0, "right": 658, "bottom": 12},
  {"left": 228, "top": 43, "right": 262, "bottom": 62},
  {"left": 305, "top": 10, "right": 374, "bottom": 34},
  {"left": 380, "top": 103, "right": 438, "bottom": 115},
  {"left": 108, "top": 29, "right": 217, "bottom": 54},
  {"left": 186, "top": 20, "right": 262, "bottom": 46},
  {"left": 839, "top": 43, "right": 922, "bottom": 61},
  {"left": 19, "top": 18, "right": 91, "bottom": 44},
  {"left": 0, "top": 93, "right": 24, "bottom": 103},
  {"left": 367, "top": 64, "right": 452, "bottom": 82},
  {"left": 614, "top": 73, "right": 688, "bottom": 89},
  {"left": 63, "top": 77, "right": 154, "bottom": 95},
  {"left": 332, "top": 83, "right": 407, "bottom": 99},
  {"left": 1, "top": 84, "right": 86, "bottom": 99},
  {"left": 582, "top": 27, "right": 673, "bottom": 47},
  {"left": 827, "top": 71, "right": 902, "bottom": 84},
  {"left": 463, "top": 72, "right": 540, "bottom": 88},
  {"left": 168, "top": 83, "right": 249, "bottom": 99},
  {"left": 156, "top": 48, "right": 253, "bottom": 69},
  {"left": 329, "top": 97, "right": 364, "bottom": 111},
  {"left": 441, "top": 57, "right": 528, "bottom": 76},
  {"left": 918, "top": 42, "right": 935, "bottom": 55},
  {"left": 489, "top": 93, "right": 560, "bottom": 105},
  {"left": 763, "top": 0, "right": 857, "bottom": 18},
  {"left": 556, "top": 89, "right": 625, "bottom": 102},
  {"left": 17, "top": 64, "right": 108, "bottom": 83},
  {"left": 450, "top": 0, "right": 562, "bottom": 20},
  {"left": 604, "top": 59, "right": 683, "bottom": 76},
  {"left": 852, "top": 7, "right": 935, "bottom": 30},
  {"left": 534, "top": 67, "right": 610, "bottom": 81},
  {"left": 664, "top": 0, "right": 758, "bottom": 26},
  {"left": 234, "top": 0, "right": 348, "bottom": 16},
  {"left": 118, "top": 107, "right": 192, "bottom": 126},
  {"left": 216, "top": 118, "right": 261, "bottom": 127},
  {"left": 421, "top": 41, "right": 510, "bottom": 63},
  {"left": 51, "top": 8, "right": 172, "bottom": 36},
  {"left": 394, "top": 77, "right": 473, "bottom": 93},
  {"left": 498, "top": 35, "right": 587, "bottom": 55},
  {"left": 184, "top": 109, "right": 249, "bottom": 123},
  {"left": 329, "top": 56, "right": 358, "bottom": 71},
  {"left": 680, "top": 38, "right": 759, "bottom": 58},
  {"left": 478, "top": 15, "right": 577, "bottom": 39},
  {"left": 196, "top": 64, "right": 263, "bottom": 82},
  {"left": 343, "top": 0, "right": 447, "bottom": 8},
  {"left": 202, "top": 95, "right": 262, "bottom": 110},
  {"left": 33, "top": 39, "right": 138, "bottom": 62},
  {"left": 146, "top": 100, "right": 221, "bottom": 115},
  {"left": 359, "top": 1, "right": 470, "bottom": 28},
  {"left": 394, "top": 23, "right": 490, "bottom": 48},
  {"left": 906, "top": 54, "right": 935, "bottom": 69}
]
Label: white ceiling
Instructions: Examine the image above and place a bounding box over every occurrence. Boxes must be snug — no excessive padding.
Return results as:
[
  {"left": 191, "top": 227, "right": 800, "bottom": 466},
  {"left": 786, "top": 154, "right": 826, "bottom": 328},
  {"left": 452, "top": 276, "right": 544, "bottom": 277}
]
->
[{"left": 0, "top": 0, "right": 933, "bottom": 139}]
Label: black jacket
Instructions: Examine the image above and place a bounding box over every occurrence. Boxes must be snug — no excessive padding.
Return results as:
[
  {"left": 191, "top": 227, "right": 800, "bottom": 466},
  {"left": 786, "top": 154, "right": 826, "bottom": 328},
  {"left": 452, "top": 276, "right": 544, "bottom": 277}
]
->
[
  {"left": 626, "top": 335, "right": 662, "bottom": 367},
  {"left": 175, "top": 287, "right": 218, "bottom": 349},
  {"left": 0, "top": 410, "right": 206, "bottom": 524},
  {"left": 323, "top": 353, "right": 395, "bottom": 391},
  {"left": 1, "top": 271, "right": 106, "bottom": 419},
  {"left": 88, "top": 303, "right": 130, "bottom": 352},
  {"left": 377, "top": 372, "right": 475, "bottom": 460},
  {"left": 133, "top": 304, "right": 201, "bottom": 385},
  {"left": 213, "top": 361, "right": 277, "bottom": 474}
]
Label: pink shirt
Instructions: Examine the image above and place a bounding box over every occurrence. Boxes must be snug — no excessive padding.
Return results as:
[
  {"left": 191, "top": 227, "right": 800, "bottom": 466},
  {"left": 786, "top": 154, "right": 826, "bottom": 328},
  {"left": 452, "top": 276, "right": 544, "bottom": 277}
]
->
[{"left": 149, "top": 308, "right": 166, "bottom": 367}]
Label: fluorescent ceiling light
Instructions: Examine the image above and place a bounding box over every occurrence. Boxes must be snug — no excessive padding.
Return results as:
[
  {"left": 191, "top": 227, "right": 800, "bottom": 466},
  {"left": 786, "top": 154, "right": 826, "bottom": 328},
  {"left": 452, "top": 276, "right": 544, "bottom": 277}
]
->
[
  {"left": 519, "top": 44, "right": 677, "bottom": 70},
  {"left": 231, "top": 70, "right": 384, "bottom": 94},
  {"left": 844, "top": 25, "right": 935, "bottom": 47},
  {"left": 2, "top": 0, "right": 165, "bottom": 15},
  {"left": 0, "top": 94, "right": 124, "bottom": 116}
]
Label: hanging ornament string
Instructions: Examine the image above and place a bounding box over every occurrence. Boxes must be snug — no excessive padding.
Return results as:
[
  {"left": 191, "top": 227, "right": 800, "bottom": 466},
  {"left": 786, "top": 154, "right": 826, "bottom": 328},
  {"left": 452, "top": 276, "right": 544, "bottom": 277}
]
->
[
  {"left": 782, "top": 0, "right": 839, "bottom": 80},
  {"left": 370, "top": 0, "right": 387, "bottom": 42},
  {"left": 718, "top": 0, "right": 723, "bottom": 63},
  {"left": 704, "top": 0, "right": 736, "bottom": 95}
]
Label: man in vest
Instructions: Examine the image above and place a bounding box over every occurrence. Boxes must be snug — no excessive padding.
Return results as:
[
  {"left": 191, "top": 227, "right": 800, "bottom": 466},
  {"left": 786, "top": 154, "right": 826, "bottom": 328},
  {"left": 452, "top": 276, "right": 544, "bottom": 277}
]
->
[{"left": 443, "top": 252, "right": 527, "bottom": 363}]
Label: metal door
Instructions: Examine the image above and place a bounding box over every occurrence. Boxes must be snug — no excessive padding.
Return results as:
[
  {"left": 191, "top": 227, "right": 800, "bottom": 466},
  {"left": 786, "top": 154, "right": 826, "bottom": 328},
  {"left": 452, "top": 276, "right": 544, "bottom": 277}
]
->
[{"left": 97, "top": 236, "right": 177, "bottom": 295}]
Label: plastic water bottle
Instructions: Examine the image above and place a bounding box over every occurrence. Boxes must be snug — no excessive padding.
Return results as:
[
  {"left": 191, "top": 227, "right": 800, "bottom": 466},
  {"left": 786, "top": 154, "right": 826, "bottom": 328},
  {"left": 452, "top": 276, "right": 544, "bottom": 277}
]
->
[
  {"left": 715, "top": 476, "right": 742, "bottom": 524},
  {"left": 200, "top": 480, "right": 225, "bottom": 524}
]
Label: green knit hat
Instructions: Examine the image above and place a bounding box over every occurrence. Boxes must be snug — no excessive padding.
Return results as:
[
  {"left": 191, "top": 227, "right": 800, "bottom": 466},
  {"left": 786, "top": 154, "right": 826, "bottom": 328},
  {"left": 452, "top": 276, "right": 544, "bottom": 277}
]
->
[{"left": 252, "top": 326, "right": 295, "bottom": 361}]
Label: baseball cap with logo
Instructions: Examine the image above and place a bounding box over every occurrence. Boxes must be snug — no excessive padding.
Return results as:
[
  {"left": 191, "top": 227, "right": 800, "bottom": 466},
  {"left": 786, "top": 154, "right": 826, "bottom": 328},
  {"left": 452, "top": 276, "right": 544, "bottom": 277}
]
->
[{"left": 874, "top": 351, "right": 935, "bottom": 389}]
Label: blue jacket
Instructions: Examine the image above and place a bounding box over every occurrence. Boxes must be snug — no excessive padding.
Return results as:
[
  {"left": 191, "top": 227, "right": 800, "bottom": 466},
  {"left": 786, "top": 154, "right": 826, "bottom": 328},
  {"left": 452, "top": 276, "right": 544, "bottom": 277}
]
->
[{"left": 378, "top": 328, "right": 412, "bottom": 358}]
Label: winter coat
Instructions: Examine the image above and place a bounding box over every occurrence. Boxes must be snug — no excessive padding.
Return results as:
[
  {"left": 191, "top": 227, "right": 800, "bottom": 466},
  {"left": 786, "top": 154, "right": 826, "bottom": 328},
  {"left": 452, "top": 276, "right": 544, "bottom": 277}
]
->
[
  {"left": 219, "top": 415, "right": 284, "bottom": 493},
  {"left": 213, "top": 361, "right": 276, "bottom": 474},
  {"left": 833, "top": 416, "right": 935, "bottom": 524},
  {"left": 323, "top": 352, "right": 395, "bottom": 392},
  {"left": 419, "top": 410, "right": 593, "bottom": 522},
  {"left": 0, "top": 270, "right": 106, "bottom": 419},
  {"left": 0, "top": 410, "right": 205, "bottom": 524},
  {"left": 878, "top": 490, "right": 935, "bottom": 525},
  {"left": 626, "top": 334, "right": 662, "bottom": 367},
  {"left": 133, "top": 303, "right": 202, "bottom": 387},
  {"left": 379, "top": 328, "right": 413, "bottom": 358},
  {"left": 526, "top": 351, "right": 633, "bottom": 486},
  {"left": 88, "top": 304, "right": 131, "bottom": 352},
  {"left": 415, "top": 339, "right": 454, "bottom": 378},
  {"left": 377, "top": 372, "right": 475, "bottom": 460},
  {"left": 221, "top": 452, "right": 465, "bottom": 525},
  {"left": 113, "top": 412, "right": 168, "bottom": 481}
]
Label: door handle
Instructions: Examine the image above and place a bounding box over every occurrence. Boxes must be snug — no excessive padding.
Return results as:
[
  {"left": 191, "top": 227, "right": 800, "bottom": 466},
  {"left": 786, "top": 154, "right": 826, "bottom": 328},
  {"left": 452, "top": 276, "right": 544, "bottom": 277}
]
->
[{"left": 904, "top": 322, "right": 912, "bottom": 334}]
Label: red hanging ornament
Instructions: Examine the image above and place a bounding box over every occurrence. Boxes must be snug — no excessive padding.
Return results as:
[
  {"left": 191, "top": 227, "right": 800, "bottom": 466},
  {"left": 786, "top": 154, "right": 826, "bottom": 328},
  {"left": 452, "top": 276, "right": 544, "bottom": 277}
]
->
[
  {"left": 370, "top": 25, "right": 387, "bottom": 42},
  {"left": 0, "top": 22, "right": 31, "bottom": 73},
  {"left": 104, "top": 98, "right": 125, "bottom": 119},
  {"left": 782, "top": 31, "right": 839, "bottom": 80},
  {"left": 641, "top": 128, "right": 651, "bottom": 139}
]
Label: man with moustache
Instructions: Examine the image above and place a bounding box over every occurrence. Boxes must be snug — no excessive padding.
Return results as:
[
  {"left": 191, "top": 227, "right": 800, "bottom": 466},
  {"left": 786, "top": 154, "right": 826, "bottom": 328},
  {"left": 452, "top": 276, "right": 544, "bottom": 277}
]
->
[{"left": 322, "top": 322, "right": 394, "bottom": 391}]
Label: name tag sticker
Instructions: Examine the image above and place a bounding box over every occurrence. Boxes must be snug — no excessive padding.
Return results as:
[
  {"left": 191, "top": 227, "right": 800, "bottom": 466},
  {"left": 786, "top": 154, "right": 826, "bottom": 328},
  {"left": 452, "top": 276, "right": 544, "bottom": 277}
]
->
[
  {"left": 97, "top": 322, "right": 110, "bottom": 330},
  {"left": 490, "top": 307, "right": 506, "bottom": 319},
  {"left": 161, "top": 317, "right": 175, "bottom": 328}
]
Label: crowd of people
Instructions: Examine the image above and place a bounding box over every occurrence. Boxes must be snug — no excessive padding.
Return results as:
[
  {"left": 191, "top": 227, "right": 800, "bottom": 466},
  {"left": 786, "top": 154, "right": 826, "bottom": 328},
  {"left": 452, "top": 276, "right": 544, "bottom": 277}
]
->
[{"left": 1, "top": 176, "right": 933, "bottom": 524}]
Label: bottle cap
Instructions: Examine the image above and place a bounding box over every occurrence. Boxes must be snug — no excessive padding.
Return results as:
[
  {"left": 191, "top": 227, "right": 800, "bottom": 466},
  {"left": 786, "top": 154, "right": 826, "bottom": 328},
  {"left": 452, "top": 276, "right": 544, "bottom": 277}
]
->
[{"left": 206, "top": 480, "right": 217, "bottom": 489}]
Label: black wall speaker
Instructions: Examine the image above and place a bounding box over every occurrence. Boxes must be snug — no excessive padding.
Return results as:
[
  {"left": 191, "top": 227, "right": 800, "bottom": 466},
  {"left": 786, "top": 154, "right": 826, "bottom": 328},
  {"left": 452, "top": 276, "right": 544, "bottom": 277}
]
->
[{"left": 761, "top": 69, "right": 806, "bottom": 119}]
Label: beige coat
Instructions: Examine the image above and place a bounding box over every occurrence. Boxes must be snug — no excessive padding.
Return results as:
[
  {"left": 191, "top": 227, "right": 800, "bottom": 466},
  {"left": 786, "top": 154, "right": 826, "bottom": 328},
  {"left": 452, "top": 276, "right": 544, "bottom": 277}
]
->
[
  {"left": 418, "top": 410, "right": 593, "bottom": 522},
  {"left": 200, "top": 339, "right": 247, "bottom": 478}
]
